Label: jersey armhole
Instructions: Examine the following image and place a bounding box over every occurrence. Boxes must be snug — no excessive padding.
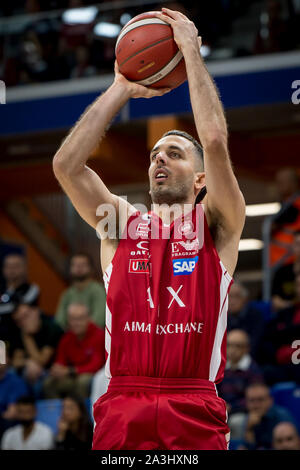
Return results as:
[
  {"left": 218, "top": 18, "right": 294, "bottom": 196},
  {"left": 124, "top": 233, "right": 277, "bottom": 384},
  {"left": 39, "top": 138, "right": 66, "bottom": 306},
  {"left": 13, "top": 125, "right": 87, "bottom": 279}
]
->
[{"left": 102, "top": 210, "right": 140, "bottom": 281}]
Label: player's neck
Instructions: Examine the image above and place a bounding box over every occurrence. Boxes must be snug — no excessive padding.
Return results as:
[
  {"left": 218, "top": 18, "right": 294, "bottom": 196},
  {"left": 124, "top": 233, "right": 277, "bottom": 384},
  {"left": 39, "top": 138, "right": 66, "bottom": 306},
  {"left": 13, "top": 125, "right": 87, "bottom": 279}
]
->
[{"left": 151, "top": 200, "right": 194, "bottom": 225}]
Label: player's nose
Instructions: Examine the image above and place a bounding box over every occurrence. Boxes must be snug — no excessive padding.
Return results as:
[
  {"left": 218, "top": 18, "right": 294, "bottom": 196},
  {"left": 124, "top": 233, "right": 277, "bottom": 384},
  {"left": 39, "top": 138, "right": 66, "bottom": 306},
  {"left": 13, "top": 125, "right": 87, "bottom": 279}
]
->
[{"left": 155, "top": 151, "right": 167, "bottom": 165}]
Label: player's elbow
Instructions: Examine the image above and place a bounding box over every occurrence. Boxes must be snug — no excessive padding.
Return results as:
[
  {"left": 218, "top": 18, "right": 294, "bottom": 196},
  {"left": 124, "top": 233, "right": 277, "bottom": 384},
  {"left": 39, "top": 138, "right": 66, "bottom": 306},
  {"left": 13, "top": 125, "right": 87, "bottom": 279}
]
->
[
  {"left": 202, "top": 131, "right": 227, "bottom": 154},
  {"left": 53, "top": 151, "right": 80, "bottom": 180},
  {"left": 52, "top": 152, "right": 67, "bottom": 179}
]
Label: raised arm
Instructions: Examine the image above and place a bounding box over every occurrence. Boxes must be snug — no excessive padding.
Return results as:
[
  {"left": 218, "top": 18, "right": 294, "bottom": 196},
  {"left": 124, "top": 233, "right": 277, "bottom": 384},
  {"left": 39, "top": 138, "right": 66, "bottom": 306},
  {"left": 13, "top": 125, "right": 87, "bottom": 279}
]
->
[
  {"left": 53, "top": 63, "right": 170, "bottom": 233},
  {"left": 155, "top": 9, "right": 246, "bottom": 236}
]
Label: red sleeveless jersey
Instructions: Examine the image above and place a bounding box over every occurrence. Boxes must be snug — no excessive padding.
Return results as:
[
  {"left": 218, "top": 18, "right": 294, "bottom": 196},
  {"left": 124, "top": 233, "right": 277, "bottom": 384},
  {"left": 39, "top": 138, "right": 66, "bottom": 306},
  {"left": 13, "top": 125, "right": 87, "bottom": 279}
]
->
[{"left": 103, "top": 203, "right": 233, "bottom": 384}]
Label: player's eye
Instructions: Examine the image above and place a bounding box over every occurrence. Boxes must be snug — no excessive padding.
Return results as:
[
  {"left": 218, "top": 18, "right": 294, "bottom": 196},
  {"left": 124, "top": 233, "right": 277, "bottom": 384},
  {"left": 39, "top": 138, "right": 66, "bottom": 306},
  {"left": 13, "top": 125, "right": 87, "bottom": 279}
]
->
[
  {"left": 151, "top": 154, "right": 158, "bottom": 161},
  {"left": 170, "top": 152, "right": 180, "bottom": 158}
]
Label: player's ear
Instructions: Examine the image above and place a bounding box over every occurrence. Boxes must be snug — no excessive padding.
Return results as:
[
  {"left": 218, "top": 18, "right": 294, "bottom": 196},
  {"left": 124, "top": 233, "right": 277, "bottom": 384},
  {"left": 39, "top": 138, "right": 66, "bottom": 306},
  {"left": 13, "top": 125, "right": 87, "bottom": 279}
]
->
[{"left": 195, "top": 171, "right": 205, "bottom": 191}]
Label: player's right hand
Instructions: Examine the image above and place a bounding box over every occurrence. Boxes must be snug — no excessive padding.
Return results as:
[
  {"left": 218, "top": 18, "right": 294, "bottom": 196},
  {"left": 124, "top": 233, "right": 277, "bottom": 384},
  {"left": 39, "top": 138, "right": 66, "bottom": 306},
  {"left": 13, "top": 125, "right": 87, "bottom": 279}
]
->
[{"left": 113, "top": 60, "right": 171, "bottom": 99}]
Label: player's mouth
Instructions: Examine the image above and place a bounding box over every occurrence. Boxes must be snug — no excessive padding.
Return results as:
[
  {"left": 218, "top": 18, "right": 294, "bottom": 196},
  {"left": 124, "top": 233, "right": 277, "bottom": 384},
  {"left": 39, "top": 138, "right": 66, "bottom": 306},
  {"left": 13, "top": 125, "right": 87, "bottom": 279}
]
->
[{"left": 154, "top": 168, "right": 169, "bottom": 182}]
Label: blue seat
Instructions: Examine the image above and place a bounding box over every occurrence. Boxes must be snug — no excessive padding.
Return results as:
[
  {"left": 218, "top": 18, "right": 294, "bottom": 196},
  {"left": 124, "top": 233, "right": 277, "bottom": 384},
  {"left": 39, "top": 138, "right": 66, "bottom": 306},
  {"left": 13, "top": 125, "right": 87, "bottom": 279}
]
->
[
  {"left": 250, "top": 300, "right": 273, "bottom": 323},
  {"left": 229, "top": 439, "right": 246, "bottom": 450},
  {"left": 271, "top": 382, "right": 300, "bottom": 431},
  {"left": 85, "top": 398, "right": 93, "bottom": 421},
  {"left": 36, "top": 399, "right": 62, "bottom": 434}
]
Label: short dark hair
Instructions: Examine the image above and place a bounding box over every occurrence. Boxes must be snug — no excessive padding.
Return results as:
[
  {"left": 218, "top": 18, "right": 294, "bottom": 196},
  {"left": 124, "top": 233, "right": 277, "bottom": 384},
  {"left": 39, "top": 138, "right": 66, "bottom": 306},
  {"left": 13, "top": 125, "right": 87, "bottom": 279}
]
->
[
  {"left": 17, "top": 395, "right": 36, "bottom": 406},
  {"left": 10, "top": 292, "right": 39, "bottom": 315},
  {"left": 162, "top": 130, "right": 204, "bottom": 169}
]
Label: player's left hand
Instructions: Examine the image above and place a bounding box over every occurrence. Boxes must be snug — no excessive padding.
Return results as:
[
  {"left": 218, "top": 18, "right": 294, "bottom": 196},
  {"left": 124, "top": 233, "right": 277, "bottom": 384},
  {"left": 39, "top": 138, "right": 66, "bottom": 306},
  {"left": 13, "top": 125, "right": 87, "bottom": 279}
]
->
[{"left": 154, "top": 8, "right": 200, "bottom": 53}]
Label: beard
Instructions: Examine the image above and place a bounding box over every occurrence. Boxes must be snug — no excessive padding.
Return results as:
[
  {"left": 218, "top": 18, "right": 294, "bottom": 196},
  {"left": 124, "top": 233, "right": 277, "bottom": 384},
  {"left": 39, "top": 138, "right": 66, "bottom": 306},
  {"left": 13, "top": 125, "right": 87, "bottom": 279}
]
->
[
  {"left": 149, "top": 175, "right": 194, "bottom": 205},
  {"left": 71, "top": 274, "right": 89, "bottom": 282}
]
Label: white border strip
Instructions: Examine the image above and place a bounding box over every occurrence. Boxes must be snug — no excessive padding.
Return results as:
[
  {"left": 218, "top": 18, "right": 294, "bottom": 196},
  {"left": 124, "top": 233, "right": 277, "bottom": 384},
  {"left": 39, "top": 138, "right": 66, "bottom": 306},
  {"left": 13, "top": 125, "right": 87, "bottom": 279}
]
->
[
  {"left": 6, "top": 50, "right": 300, "bottom": 103},
  {"left": 116, "top": 17, "right": 168, "bottom": 49},
  {"left": 207, "top": 50, "right": 300, "bottom": 76}
]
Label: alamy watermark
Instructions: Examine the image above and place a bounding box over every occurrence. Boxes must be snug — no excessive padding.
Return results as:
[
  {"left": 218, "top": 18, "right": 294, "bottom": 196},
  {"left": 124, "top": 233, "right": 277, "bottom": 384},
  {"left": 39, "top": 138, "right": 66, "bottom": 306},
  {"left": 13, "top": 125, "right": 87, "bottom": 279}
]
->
[
  {"left": 95, "top": 199, "right": 204, "bottom": 247},
  {"left": 0, "top": 80, "right": 6, "bottom": 104},
  {"left": 0, "top": 340, "right": 6, "bottom": 364},
  {"left": 292, "top": 340, "right": 300, "bottom": 365},
  {"left": 291, "top": 80, "right": 300, "bottom": 105}
]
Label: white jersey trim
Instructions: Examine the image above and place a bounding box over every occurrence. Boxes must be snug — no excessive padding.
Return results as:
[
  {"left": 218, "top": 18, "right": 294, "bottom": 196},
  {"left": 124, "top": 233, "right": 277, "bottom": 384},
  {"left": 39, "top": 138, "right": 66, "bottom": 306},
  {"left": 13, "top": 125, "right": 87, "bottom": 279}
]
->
[
  {"left": 103, "top": 262, "right": 113, "bottom": 379},
  {"left": 209, "top": 261, "right": 232, "bottom": 382}
]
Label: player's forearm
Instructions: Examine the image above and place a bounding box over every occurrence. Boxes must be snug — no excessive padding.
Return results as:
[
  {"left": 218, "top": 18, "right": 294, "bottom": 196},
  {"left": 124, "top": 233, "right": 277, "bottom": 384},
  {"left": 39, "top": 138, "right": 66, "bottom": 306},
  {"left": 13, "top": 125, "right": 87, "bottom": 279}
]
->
[
  {"left": 182, "top": 43, "right": 228, "bottom": 149},
  {"left": 23, "top": 335, "right": 45, "bottom": 365},
  {"left": 53, "top": 81, "right": 130, "bottom": 176}
]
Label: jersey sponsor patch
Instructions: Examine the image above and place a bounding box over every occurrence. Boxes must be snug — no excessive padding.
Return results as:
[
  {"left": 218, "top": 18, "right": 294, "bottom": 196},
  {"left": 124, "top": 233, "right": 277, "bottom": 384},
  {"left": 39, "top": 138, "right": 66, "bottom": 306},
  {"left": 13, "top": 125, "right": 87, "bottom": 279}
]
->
[
  {"left": 172, "top": 256, "right": 198, "bottom": 275},
  {"left": 171, "top": 238, "right": 201, "bottom": 257},
  {"left": 135, "top": 222, "right": 150, "bottom": 239},
  {"left": 129, "top": 259, "right": 151, "bottom": 274}
]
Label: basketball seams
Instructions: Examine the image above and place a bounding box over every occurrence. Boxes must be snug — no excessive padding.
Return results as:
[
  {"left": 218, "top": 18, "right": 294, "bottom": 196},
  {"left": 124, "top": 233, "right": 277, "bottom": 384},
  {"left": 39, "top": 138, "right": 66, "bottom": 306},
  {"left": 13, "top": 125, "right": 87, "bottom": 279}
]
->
[
  {"left": 115, "top": 18, "right": 169, "bottom": 49},
  {"left": 136, "top": 50, "right": 183, "bottom": 86},
  {"left": 118, "top": 35, "right": 174, "bottom": 68}
]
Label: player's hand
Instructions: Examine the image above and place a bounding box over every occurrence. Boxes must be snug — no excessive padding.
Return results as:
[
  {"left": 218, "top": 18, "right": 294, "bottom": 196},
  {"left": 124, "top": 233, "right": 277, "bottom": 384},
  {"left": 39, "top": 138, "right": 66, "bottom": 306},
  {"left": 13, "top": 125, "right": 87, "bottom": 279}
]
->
[
  {"left": 154, "top": 8, "right": 200, "bottom": 53},
  {"left": 247, "top": 411, "right": 263, "bottom": 429},
  {"left": 50, "top": 363, "right": 70, "bottom": 378},
  {"left": 113, "top": 60, "right": 171, "bottom": 99}
]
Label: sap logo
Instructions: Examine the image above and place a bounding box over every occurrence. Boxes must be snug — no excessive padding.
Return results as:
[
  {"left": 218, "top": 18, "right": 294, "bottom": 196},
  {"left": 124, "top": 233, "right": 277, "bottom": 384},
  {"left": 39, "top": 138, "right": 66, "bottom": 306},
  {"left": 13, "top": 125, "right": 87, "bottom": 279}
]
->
[
  {"left": 172, "top": 257, "right": 198, "bottom": 275},
  {"left": 129, "top": 259, "right": 151, "bottom": 274}
]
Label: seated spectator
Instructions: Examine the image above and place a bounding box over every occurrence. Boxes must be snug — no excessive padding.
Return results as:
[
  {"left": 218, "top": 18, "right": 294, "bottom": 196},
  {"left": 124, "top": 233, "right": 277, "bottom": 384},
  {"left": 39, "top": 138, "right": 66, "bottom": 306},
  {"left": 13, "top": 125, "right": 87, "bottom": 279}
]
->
[
  {"left": 1, "top": 395, "right": 54, "bottom": 450},
  {"left": 228, "top": 383, "right": 295, "bottom": 449},
  {"left": 0, "top": 356, "right": 29, "bottom": 438},
  {"left": 55, "top": 253, "right": 106, "bottom": 330},
  {"left": 272, "top": 230, "right": 300, "bottom": 311},
  {"left": 44, "top": 302, "right": 105, "bottom": 399},
  {"left": 227, "top": 281, "right": 265, "bottom": 358},
  {"left": 70, "top": 46, "right": 97, "bottom": 79},
  {"left": 9, "top": 300, "right": 63, "bottom": 397},
  {"left": 253, "top": 0, "right": 294, "bottom": 54},
  {"left": 272, "top": 422, "right": 300, "bottom": 450},
  {"left": 0, "top": 253, "right": 40, "bottom": 341},
  {"left": 55, "top": 394, "right": 93, "bottom": 450},
  {"left": 217, "top": 330, "right": 264, "bottom": 415},
  {"left": 258, "top": 272, "right": 300, "bottom": 384},
  {"left": 269, "top": 168, "right": 300, "bottom": 273}
]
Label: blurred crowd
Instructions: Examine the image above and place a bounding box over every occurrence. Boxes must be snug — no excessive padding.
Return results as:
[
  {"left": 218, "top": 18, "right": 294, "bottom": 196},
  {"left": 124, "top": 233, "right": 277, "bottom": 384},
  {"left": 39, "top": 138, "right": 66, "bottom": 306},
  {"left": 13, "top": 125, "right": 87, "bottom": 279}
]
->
[
  {"left": 0, "top": 0, "right": 299, "bottom": 87},
  {"left": 0, "top": 252, "right": 107, "bottom": 449},
  {"left": 0, "top": 166, "right": 300, "bottom": 450}
]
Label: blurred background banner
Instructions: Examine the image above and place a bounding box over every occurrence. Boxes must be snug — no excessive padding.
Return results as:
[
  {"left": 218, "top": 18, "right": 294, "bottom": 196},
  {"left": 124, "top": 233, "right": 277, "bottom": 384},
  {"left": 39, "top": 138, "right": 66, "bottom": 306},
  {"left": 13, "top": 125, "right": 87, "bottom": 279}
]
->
[{"left": 0, "top": 0, "right": 300, "bottom": 452}]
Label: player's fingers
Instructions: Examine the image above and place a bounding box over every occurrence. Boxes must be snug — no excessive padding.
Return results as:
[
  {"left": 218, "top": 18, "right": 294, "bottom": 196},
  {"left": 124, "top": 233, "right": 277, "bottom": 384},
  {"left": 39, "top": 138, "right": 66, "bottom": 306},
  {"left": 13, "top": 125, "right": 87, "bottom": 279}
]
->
[
  {"left": 147, "top": 87, "right": 171, "bottom": 98},
  {"left": 114, "top": 60, "right": 120, "bottom": 74},
  {"left": 157, "top": 87, "right": 172, "bottom": 96},
  {"left": 198, "top": 36, "right": 202, "bottom": 48},
  {"left": 161, "top": 7, "right": 186, "bottom": 20},
  {"left": 154, "top": 11, "right": 174, "bottom": 25}
]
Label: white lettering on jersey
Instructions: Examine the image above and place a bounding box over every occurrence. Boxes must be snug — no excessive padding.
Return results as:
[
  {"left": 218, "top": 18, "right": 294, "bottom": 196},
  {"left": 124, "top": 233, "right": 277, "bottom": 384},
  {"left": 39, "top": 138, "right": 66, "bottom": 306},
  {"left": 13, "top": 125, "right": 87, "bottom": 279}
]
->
[
  {"left": 124, "top": 321, "right": 203, "bottom": 335},
  {"left": 167, "top": 285, "right": 185, "bottom": 308},
  {"left": 155, "top": 322, "right": 204, "bottom": 335},
  {"left": 147, "top": 287, "right": 154, "bottom": 308},
  {"left": 130, "top": 240, "right": 150, "bottom": 256},
  {"left": 124, "top": 321, "right": 152, "bottom": 333},
  {"left": 172, "top": 238, "right": 200, "bottom": 253}
]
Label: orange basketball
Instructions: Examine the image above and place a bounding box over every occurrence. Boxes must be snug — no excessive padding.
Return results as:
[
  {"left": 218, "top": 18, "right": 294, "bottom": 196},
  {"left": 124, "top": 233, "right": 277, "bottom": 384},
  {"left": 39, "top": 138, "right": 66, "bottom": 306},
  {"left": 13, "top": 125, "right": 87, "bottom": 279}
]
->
[{"left": 115, "top": 11, "right": 187, "bottom": 90}]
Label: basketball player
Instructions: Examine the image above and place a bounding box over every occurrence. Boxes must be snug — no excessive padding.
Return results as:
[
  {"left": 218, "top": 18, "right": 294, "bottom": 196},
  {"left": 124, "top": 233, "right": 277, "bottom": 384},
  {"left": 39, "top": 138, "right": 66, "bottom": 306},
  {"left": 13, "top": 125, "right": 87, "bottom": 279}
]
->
[{"left": 53, "top": 8, "right": 246, "bottom": 450}]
